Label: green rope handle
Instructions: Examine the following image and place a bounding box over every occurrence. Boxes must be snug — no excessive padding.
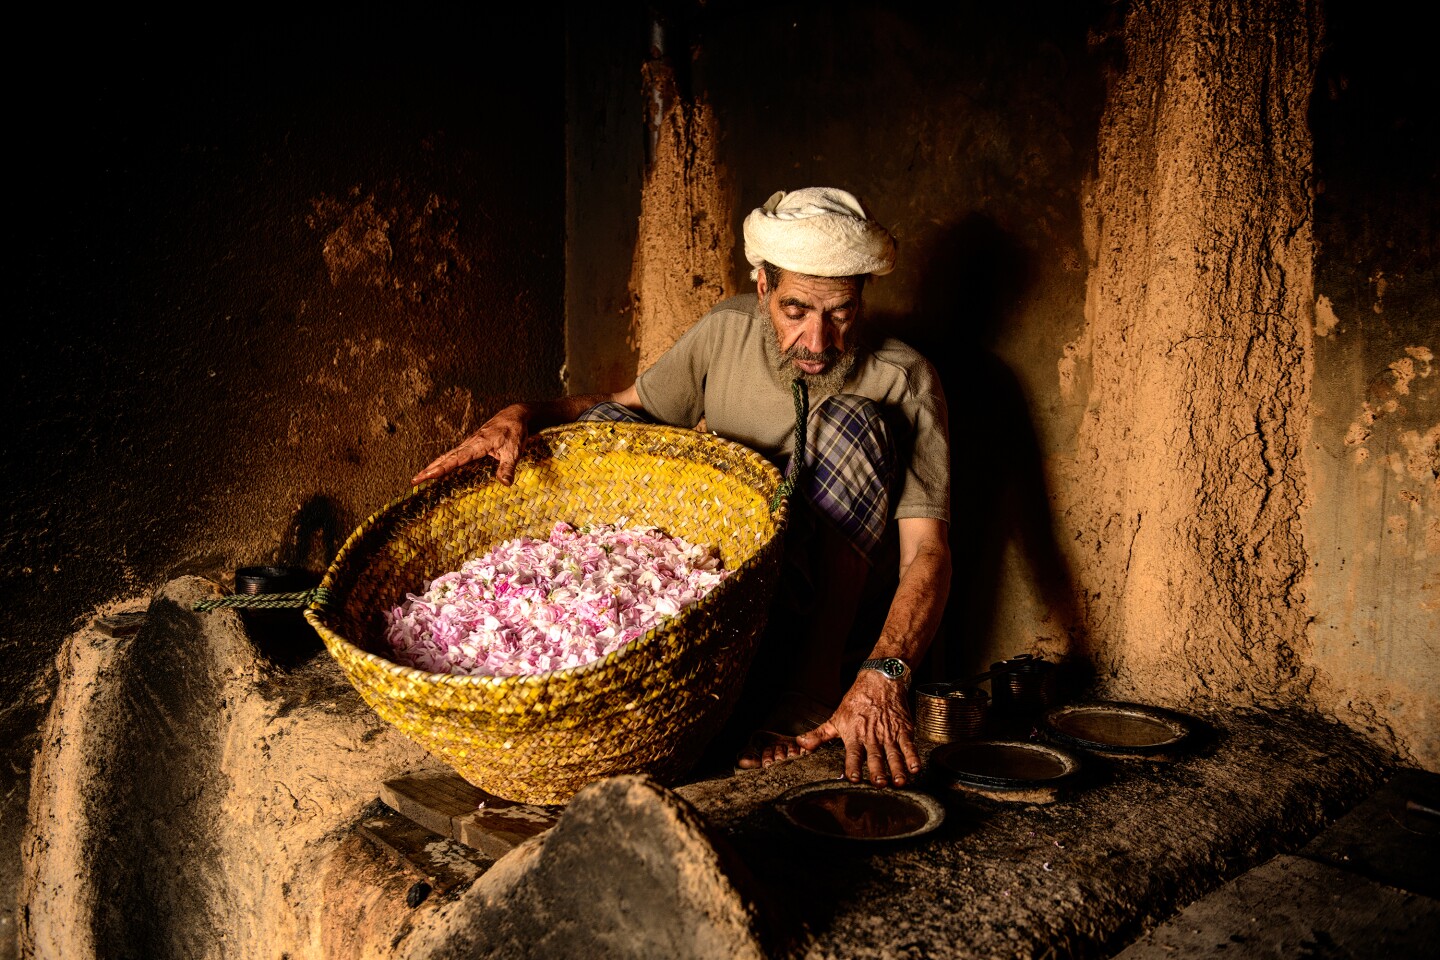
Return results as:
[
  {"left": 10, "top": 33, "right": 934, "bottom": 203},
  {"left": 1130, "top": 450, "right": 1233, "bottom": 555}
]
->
[
  {"left": 193, "top": 587, "right": 331, "bottom": 612},
  {"left": 770, "top": 378, "right": 810, "bottom": 511}
]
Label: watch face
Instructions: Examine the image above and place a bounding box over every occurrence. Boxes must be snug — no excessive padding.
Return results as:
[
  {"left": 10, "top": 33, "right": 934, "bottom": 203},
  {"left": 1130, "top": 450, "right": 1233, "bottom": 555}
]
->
[
  {"left": 877, "top": 658, "right": 906, "bottom": 679},
  {"left": 862, "top": 657, "right": 909, "bottom": 682}
]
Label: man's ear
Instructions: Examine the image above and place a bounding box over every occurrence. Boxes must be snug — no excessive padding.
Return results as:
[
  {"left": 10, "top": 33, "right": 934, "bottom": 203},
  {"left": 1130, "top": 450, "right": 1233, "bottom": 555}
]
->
[{"left": 755, "top": 270, "right": 768, "bottom": 299}]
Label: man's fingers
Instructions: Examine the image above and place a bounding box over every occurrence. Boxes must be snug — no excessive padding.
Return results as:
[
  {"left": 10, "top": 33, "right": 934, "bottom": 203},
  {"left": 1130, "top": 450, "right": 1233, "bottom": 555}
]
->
[
  {"left": 760, "top": 738, "right": 807, "bottom": 767},
  {"left": 412, "top": 429, "right": 520, "bottom": 486},
  {"left": 796, "top": 721, "right": 838, "bottom": 751},
  {"left": 900, "top": 734, "right": 923, "bottom": 775},
  {"left": 843, "top": 737, "right": 865, "bottom": 783},
  {"left": 412, "top": 460, "right": 451, "bottom": 485},
  {"left": 883, "top": 740, "right": 911, "bottom": 787},
  {"left": 413, "top": 445, "right": 471, "bottom": 485},
  {"left": 865, "top": 740, "right": 892, "bottom": 787}
]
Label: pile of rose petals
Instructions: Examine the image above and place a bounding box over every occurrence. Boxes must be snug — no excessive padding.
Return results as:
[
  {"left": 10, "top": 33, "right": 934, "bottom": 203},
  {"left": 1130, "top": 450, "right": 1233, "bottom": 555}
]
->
[{"left": 382, "top": 521, "right": 729, "bottom": 677}]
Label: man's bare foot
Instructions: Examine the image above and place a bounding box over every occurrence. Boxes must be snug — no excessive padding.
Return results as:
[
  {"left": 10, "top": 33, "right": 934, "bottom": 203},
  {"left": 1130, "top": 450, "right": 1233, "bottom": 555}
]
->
[
  {"left": 736, "top": 731, "right": 811, "bottom": 769},
  {"left": 732, "top": 691, "right": 835, "bottom": 773}
]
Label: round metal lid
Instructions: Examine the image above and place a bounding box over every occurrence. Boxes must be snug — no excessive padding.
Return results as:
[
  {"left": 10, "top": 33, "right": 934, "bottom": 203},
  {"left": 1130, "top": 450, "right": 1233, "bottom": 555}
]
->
[
  {"left": 235, "top": 565, "right": 311, "bottom": 595},
  {"left": 1040, "top": 701, "right": 1195, "bottom": 756},
  {"left": 773, "top": 780, "right": 946, "bottom": 842},
  {"left": 929, "top": 739, "right": 1083, "bottom": 790}
]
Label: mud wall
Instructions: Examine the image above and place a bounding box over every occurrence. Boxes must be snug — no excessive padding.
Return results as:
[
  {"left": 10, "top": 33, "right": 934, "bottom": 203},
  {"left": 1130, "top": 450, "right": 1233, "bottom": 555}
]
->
[
  {"left": 8, "top": 2, "right": 1436, "bottom": 953},
  {"left": 566, "top": 0, "right": 1437, "bottom": 764},
  {"left": 5, "top": 14, "right": 567, "bottom": 713},
  {"left": 1058, "top": 0, "right": 1321, "bottom": 705},
  {"left": 566, "top": 0, "right": 1112, "bottom": 682},
  {"left": 1306, "top": 2, "right": 1439, "bottom": 763}
]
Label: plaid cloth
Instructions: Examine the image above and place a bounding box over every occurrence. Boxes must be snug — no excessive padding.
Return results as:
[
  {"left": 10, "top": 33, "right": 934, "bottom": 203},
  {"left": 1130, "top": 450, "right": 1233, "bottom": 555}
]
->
[
  {"left": 578, "top": 401, "right": 647, "bottom": 424},
  {"left": 793, "top": 395, "right": 893, "bottom": 560},
  {"left": 580, "top": 395, "right": 894, "bottom": 561}
]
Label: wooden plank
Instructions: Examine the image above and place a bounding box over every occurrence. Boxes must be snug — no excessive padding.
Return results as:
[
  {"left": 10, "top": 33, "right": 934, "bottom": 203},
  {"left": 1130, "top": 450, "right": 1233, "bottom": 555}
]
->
[
  {"left": 380, "top": 770, "right": 562, "bottom": 860},
  {"left": 95, "top": 611, "right": 147, "bottom": 638},
  {"left": 456, "top": 799, "right": 562, "bottom": 859},
  {"left": 355, "top": 805, "right": 489, "bottom": 894},
  {"left": 380, "top": 769, "right": 484, "bottom": 839}
]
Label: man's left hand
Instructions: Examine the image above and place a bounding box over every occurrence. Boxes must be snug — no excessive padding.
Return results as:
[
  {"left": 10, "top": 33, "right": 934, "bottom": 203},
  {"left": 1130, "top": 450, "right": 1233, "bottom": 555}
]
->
[{"left": 795, "top": 671, "right": 921, "bottom": 787}]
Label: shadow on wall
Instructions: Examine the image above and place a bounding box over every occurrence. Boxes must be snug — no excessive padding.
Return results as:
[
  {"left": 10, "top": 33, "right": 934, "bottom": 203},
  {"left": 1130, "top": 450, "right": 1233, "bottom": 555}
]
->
[
  {"left": 892, "top": 214, "right": 1085, "bottom": 685},
  {"left": 277, "top": 495, "right": 346, "bottom": 581}
]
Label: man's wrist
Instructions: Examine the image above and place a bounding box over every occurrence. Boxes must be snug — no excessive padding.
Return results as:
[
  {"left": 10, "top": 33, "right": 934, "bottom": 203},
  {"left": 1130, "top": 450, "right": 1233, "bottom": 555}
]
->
[{"left": 858, "top": 656, "right": 911, "bottom": 687}]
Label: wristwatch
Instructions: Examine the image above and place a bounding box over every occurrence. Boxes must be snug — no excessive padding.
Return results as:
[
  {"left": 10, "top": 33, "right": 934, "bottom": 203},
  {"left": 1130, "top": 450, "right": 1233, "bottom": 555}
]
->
[{"left": 859, "top": 657, "right": 911, "bottom": 685}]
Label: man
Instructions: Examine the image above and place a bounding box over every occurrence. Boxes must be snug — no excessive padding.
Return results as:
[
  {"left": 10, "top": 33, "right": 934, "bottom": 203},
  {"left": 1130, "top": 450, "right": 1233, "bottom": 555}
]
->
[{"left": 413, "top": 187, "right": 951, "bottom": 788}]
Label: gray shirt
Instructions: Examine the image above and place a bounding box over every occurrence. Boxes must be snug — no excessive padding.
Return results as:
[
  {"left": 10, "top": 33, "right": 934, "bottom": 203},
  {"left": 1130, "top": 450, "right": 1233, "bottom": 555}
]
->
[{"left": 635, "top": 293, "right": 950, "bottom": 524}]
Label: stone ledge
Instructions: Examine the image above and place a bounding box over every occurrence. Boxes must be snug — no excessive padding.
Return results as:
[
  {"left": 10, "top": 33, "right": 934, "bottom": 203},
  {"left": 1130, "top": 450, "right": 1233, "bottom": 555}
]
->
[
  {"left": 1111, "top": 853, "right": 1437, "bottom": 958},
  {"left": 673, "top": 703, "right": 1397, "bottom": 958}
]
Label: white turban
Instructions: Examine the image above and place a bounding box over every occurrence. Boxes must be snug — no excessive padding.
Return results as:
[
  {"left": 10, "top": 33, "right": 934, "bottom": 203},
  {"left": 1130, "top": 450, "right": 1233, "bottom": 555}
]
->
[{"left": 743, "top": 187, "right": 896, "bottom": 280}]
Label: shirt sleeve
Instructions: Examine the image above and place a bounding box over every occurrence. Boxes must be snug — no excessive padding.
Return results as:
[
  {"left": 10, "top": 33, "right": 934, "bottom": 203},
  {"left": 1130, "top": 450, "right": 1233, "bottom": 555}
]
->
[
  {"left": 634, "top": 312, "right": 720, "bottom": 429},
  {"left": 893, "top": 355, "right": 952, "bottom": 524}
]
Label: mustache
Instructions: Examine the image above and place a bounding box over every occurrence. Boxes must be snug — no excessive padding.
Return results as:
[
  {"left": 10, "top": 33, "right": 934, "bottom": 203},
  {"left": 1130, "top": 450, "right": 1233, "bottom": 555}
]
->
[{"left": 786, "top": 344, "right": 843, "bottom": 363}]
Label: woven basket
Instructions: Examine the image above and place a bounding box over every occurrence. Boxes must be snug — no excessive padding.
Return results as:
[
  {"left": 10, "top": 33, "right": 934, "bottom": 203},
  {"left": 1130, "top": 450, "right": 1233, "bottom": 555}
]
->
[{"left": 303, "top": 420, "right": 789, "bottom": 805}]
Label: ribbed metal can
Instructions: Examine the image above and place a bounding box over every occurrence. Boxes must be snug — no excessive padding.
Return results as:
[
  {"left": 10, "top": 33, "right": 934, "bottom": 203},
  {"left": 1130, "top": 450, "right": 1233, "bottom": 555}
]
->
[{"left": 913, "top": 683, "right": 990, "bottom": 743}]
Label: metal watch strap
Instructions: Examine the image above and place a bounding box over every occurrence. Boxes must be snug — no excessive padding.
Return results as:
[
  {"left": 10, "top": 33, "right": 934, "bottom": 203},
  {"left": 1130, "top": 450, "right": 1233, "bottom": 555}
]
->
[{"left": 859, "top": 657, "right": 910, "bottom": 683}]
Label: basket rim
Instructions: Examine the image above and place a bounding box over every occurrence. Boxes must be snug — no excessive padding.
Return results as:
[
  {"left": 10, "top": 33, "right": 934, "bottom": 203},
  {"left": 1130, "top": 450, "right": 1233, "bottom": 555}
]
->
[{"left": 306, "top": 420, "right": 789, "bottom": 689}]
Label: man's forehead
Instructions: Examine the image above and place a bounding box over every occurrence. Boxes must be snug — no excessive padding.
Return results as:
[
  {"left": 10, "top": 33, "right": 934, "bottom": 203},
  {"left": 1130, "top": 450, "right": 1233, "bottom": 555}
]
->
[{"left": 772, "top": 270, "right": 863, "bottom": 303}]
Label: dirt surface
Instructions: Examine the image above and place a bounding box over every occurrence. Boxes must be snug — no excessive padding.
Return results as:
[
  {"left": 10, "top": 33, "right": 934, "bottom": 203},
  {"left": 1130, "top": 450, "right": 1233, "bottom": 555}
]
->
[
  {"left": 20, "top": 577, "right": 434, "bottom": 959},
  {"left": 677, "top": 704, "right": 1395, "bottom": 959},
  {"left": 18, "top": 575, "right": 1399, "bottom": 959}
]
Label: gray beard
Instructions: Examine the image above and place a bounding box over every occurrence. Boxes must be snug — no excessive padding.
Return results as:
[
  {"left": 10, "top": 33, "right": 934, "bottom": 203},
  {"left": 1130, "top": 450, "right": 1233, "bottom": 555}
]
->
[{"left": 759, "top": 315, "right": 860, "bottom": 400}]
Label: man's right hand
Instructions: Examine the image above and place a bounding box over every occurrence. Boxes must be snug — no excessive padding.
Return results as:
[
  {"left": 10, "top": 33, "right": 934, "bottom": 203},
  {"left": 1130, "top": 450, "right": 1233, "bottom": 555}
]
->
[
  {"left": 411, "top": 387, "right": 644, "bottom": 488},
  {"left": 411, "top": 404, "right": 531, "bottom": 486}
]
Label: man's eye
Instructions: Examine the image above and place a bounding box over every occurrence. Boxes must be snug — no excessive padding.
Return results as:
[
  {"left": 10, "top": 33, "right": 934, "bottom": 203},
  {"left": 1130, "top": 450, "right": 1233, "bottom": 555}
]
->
[{"left": 785, "top": 309, "right": 807, "bottom": 320}]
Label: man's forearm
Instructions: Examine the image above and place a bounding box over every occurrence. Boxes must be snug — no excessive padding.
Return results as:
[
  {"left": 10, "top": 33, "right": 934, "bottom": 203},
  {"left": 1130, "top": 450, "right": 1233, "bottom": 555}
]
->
[
  {"left": 514, "top": 394, "right": 614, "bottom": 431},
  {"left": 868, "top": 524, "right": 952, "bottom": 669},
  {"left": 514, "top": 384, "right": 642, "bottom": 432}
]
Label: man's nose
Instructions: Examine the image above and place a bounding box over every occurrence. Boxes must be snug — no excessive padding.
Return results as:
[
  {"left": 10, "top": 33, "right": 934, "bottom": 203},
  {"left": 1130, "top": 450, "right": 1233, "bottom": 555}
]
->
[{"left": 798, "top": 316, "right": 828, "bottom": 353}]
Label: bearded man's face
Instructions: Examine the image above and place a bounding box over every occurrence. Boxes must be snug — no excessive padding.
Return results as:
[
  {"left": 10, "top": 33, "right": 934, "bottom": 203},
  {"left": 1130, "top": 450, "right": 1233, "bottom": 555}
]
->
[{"left": 758, "top": 268, "right": 863, "bottom": 396}]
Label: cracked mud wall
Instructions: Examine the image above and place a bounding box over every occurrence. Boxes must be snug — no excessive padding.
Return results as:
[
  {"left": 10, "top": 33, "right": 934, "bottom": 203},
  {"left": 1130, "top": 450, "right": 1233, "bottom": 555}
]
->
[
  {"left": 627, "top": 55, "right": 736, "bottom": 377},
  {"left": 1054, "top": 0, "right": 1321, "bottom": 705},
  {"left": 5, "top": 16, "right": 567, "bottom": 696},
  {"left": 1054, "top": 0, "right": 1437, "bottom": 767},
  {"left": 6, "top": 9, "right": 566, "bottom": 696},
  {"left": 564, "top": 6, "right": 736, "bottom": 392},
  {"left": 20, "top": 578, "right": 432, "bottom": 960}
]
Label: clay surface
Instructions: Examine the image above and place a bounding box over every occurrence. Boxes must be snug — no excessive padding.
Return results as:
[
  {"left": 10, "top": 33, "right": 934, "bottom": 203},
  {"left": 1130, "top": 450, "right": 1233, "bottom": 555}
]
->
[
  {"left": 398, "top": 775, "right": 767, "bottom": 960},
  {"left": 19, "top": 579, "right": 1399, "bottom": 960},
  {"left": 628, "top": 59, "right": 737, "bottom": 377},
  {"left": 20, "top": 577, "right": 433, "bottom": 959}
]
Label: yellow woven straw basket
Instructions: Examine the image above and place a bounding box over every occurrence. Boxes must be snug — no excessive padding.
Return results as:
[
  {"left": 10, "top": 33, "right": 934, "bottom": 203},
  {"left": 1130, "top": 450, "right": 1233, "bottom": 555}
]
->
[{"left": 303, "top": 420, "right": 789, "bottom": 805}]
